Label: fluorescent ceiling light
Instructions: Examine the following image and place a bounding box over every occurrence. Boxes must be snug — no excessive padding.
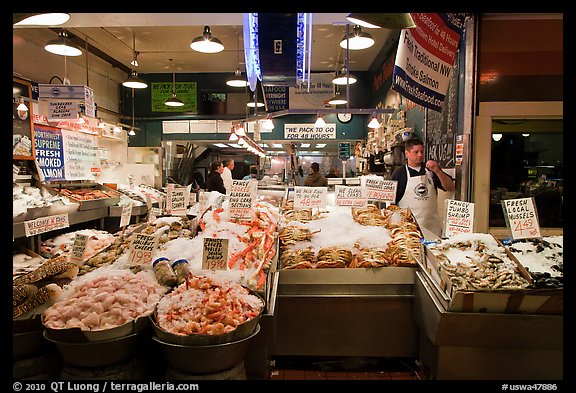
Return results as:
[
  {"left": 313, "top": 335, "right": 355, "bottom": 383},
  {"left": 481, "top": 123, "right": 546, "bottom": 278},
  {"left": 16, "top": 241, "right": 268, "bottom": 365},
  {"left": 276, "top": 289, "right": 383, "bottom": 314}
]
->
[
  {"left": 259, "top": 143, "right": 268, "bottom": 148},
  {"left": 213, "top": 143, "right": 229, "bottom": 148},
  {"left": 300, "top": 143, "right": 310, "bottom": 148},
  {"left": 272, "top": 144, "right": 283, "bottom": 148},
  {"left": 229, "top": 144, "right": 244, "bottom": 148},
  {"left": 315, "top": 144, "right": 326, "bottom": 148}
]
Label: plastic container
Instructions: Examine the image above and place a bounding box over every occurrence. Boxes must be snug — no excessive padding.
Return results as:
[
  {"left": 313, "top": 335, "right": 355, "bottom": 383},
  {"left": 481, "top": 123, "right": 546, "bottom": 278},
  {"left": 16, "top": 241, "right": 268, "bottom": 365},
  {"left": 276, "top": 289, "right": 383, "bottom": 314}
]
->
[
  {"left": 172, "top": 259, "right": 190, "bottom": 285},
  {"left": 152, "top": 257, "right": 177, "bottom": 287}
]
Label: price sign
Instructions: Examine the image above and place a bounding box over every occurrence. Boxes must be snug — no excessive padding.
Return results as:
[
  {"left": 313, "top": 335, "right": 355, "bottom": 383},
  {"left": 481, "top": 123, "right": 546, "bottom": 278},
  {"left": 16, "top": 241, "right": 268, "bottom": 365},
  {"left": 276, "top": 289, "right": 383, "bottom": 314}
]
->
[
  {"left": 501, "top": 197, "right": 541, "bottom": 240},
  {"left": 168, "top": 187, "right": 188, "bottom": 216},
  {"left": 335, "top": 185, "right": 367, "bottom": 206},
  {"left": 229, "top": 179, "right": 256, "bottom": 220},
  {"left": 148, "top": 207, "right": 161, "bottom": 223},
  {"left": 361, "top": 176, "right": 397, "bottom": 203},
  {"left": 128, "top": 233, "right": 159, "bottom": 266},
  {"left": 338, "top": 142, "right": 351, "bottom": 160},
  {"left": 202, "top": 237, "right": 229, "bottom": 270},
  {"left": 70, "top": 233, "right": 89, "bottom": 264},
  {"left": 120, "top": 202, "right": 133, "bottom": 228},
  {"left": 294, "top": 186, "right": 328, "bottom": 209},
  {"left": 444, "top": 199, "right": 474, "bottom": 237}
]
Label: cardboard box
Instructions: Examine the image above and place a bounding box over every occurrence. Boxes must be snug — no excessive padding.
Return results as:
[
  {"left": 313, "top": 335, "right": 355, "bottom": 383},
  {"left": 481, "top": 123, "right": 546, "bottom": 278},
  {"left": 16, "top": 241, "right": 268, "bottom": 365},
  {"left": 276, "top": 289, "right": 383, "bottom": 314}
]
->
[{"left": 422, "top": 235, "right": 562, "bottom": 315}]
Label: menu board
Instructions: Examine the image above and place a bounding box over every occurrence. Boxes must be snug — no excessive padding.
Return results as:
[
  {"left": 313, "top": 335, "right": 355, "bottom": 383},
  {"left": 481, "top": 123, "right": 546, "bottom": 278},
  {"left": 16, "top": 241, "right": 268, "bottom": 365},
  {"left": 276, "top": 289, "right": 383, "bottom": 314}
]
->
[{"left": 13, "top": 77, "right": 34, "bottom": 159}]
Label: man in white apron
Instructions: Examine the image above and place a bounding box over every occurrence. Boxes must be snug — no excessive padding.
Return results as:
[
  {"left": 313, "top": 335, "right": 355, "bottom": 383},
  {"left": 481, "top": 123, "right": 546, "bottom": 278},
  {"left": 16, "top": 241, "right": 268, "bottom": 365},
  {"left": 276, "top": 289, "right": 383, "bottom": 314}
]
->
[{"left": 391, "top": 139, "right": 455, "bottom": 238}]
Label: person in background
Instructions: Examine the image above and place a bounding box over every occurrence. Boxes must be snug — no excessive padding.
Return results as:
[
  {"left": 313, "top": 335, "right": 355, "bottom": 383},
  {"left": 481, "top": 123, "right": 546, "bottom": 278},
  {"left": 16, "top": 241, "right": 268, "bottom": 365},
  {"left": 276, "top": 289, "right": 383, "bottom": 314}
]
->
[
  {"left": 325, "top": 166, "right": 340, "bottom": 178},
  {"left": 206, "top": 160, "right": 226, "bottom": 194},
  {"left": 391, "top": 138, "right": 455, "bottom": 237},
  {"left": 243, "top": 167, "right": 258, "bottom": 180},
  {"left": 304, "top": 162, "right": 328, "bottom": 187},
  {"left": 191, "top": 170, "right": 206, "bottom": 190},
  {"left": 222, "top": 158, "right": 234, "bottom": 193}
]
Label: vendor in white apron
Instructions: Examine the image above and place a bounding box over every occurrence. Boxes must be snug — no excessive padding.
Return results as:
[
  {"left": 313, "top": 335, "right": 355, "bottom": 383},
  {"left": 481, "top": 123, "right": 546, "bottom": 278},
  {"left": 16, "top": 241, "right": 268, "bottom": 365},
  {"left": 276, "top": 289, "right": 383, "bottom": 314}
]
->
[{"left": 391, "top": 139, "right": 455, "bottom": 238}]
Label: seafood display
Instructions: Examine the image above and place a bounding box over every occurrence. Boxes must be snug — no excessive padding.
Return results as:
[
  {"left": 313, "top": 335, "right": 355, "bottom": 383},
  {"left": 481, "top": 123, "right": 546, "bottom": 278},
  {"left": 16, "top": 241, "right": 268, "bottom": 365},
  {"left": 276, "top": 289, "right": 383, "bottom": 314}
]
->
[
  {"left": 40, "top": 229, "right": 116, "bottom": 262},
  {"left": 280, "top": 248, "right": 316, "bottom": 269},
  {"left": 350, "top": 248, "right": 389, "bottom": 268},
  {"left": 55, "top": 187, "right": 117, "bottom": 201},
  {"left": 13, "top": 183, "right": 77, "bottom": 220},
  {"left": 13, "top": 252, "right": 46, "bottom": 277},
  {"left": 14, "top": 283, "right": 62, "bottom": 319},
  {"left": 154, "top": 275, "right": 264, "bottom": 336},
  {"left": 278, "top": 201, "right": 421, "bottom": 270},
  {"left": 42, "top": 268, "right": 165, "bottom": 331},
  {"left": 315, "top": 247, "right": 353, "bottom": 268},
  {"left": 13, "top": 255, "right": 79, "bottom": 286},
  {"left": 505, "top": 236, "right": 563, "bottom": 289},
  {"left": 279, "top": 225, "right": 318, "bottom": 246},
  {"left": 427, "top": 233, "right": 531, "bottom": 292}
]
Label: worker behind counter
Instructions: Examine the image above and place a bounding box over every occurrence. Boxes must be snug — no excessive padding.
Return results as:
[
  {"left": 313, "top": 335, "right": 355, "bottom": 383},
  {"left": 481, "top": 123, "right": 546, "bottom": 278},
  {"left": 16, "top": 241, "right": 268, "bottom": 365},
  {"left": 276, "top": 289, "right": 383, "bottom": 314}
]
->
[
  {"left": 325, "top": 166, "right": 340, "bottom": 178},
  {"left": 391, "top": 138, "right": 455, "bottom": 237},
  {"left": 304, "top": 162, "right": 328, "bottom": 187}
]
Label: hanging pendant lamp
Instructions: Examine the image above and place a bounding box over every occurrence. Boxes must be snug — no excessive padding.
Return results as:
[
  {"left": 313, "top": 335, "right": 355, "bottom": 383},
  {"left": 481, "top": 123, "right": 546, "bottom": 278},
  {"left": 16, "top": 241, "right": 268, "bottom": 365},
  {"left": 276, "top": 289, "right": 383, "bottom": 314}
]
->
[
  {"left": 123, "top": 34, "right": 148, "bottom": 89},
  {"left": 165, "top": 59, "right": 184, "bottom": 107},
  {"left": 339, "top": 25, "right": 374, "bottom": 50},
  {"left": 44, "top": 30, "right": 82, "bottom": 56},
  {"left": 190, "top": 26, "right": 224, "bottom": 53}
]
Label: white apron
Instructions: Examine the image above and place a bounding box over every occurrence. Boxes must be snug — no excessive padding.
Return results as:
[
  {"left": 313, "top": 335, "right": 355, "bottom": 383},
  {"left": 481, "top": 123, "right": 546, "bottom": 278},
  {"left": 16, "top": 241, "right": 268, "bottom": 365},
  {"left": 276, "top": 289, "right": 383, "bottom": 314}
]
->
[{"left": 397, "top": 165, "right": 441, "bottom": 237}]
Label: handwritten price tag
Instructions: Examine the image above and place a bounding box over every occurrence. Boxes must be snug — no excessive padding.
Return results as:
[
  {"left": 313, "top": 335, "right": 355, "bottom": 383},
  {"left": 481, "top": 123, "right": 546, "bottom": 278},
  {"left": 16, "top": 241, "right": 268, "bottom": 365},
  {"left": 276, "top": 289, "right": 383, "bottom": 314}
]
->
[
  {"left": 70, "top": 233, "right": 89, "bottom": 264},
  {"left": 444, "top": 199, "right": 474, "bottom": 237},
  {"left": 128, "top": 233, "right": 159, "bottom": 266},
  {"left": 502, "top": 197, "right": 541, "bottom": 240},
  {"left": 202, "top": 237, "right": 229, "bottom": 270},
  {"left": 294, "top": 186, "right": 327, "bottom": 209}
]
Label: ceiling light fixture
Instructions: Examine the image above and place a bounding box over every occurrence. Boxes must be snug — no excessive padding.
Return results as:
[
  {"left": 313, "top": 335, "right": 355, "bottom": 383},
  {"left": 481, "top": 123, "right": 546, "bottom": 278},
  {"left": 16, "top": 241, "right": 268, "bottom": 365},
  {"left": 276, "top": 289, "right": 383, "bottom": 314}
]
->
[
  {"left": 332, "top": 65, "right": 357, "bottom": 85},
  {"left": 123, "top": 70, "right": 148, "bottom": 89},
  {"left": 165, "top": 59, "right": 184, "bottom": 107},
  {"left": 190, "top": 25, "right": 224, "bottom": 53},
  {"left": 235, "top": 123, "right": 246, "bottom": 137},
  {"left": 345, "top": 13, "right": 417, "bottom": 29},
  {"left": 228, "top": 131, "right": 239, "bottom": 141},
  {"left": 123, "top": 34, "right": 147, "bottom": 89},
  {"left": 339, "top": 25, "right": 374, "bottom": 50},
  {"left": 261, "top": 116, "right": 274, "bottom": 130},
  {"left": 328, "top": 92, "right": 348, "bottom": 106},
  {"left": 130, "top": 33, "right": 139, "bottom": 67},
  {"left": 16, "top": 97, "right": 28, "bottom": 112},
  {"left": 314, "top": 113, "right": 326, "bottom": 128},
  {"left": 227, "top": 32, "right": 249, "bottom": 87},
  {"left": 14, "top": 13, "right": 70, "bottom": 26},
  {"left": 44, "top": 30, "right": 82, "bottom": 56},
  {"left": 368, "top": 112, "right": 381, "bottom": 128},
  {"left": 247, "top": 94, "right": 265, "bottom": 108},
  {"left": 128, "top": 129, "right": 136, "bottom": 136},
  {"left": 492, "top": 133, "right": 503, "bottom": 142}
]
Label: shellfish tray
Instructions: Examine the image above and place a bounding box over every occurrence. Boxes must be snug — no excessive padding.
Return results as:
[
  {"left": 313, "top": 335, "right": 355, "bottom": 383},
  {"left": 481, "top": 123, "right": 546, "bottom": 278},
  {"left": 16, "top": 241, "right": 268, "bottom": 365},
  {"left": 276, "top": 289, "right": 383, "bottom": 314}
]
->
[
  {"left": 43, "top": 181, "right": 121, "bottom": 211},
  {"left": 419, "top": 237, "right": 562, "bottom": 315}
]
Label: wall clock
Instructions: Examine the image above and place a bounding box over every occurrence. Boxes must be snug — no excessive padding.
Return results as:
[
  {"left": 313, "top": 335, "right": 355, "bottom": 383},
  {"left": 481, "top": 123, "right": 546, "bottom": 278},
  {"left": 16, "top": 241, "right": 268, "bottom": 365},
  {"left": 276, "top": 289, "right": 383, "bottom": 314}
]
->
[{"left": 337, "top": 113, "right": 352, "bottom": 123}]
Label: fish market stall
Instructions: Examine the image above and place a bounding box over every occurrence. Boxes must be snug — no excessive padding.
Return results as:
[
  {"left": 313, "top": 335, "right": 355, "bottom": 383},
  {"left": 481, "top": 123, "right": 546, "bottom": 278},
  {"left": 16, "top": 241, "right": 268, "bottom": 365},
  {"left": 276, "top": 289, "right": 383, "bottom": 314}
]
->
[
  {"left": 413, "top": 233, "right": 563, "bottom": 379},
  {"left": 272, "top": 195, "right": 422, "bottom": 357}
]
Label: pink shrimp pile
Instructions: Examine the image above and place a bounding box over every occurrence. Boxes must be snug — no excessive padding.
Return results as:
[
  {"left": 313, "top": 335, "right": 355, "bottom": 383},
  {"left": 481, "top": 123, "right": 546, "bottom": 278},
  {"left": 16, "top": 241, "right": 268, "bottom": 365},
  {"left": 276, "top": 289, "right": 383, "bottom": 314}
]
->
[{"left": 155, "top": 275, "right": 263, "bottom": 336}]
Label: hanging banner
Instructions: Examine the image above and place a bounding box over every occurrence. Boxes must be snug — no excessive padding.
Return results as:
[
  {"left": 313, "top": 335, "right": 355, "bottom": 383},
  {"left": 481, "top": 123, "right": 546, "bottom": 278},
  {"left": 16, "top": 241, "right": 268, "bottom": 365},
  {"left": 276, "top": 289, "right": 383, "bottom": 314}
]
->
[
  {"left": 151, "top": 82, "right": 197, "bottom": 113},
  {"left": 284, "top": 123, "right": 336, "bottom": 140},
  {"left": 289, "top": 73, "right": 334, "bottom": 109},
  {"left": 392, "top": 13, "right": 466, "bottom": 112}
]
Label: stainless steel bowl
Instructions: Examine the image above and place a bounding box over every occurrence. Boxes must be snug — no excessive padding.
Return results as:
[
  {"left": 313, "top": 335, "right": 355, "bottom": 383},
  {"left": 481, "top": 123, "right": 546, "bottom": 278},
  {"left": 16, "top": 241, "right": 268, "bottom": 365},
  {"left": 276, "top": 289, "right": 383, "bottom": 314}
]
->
[
  {"left": 13, "top": 329, "right": 46, "bottom": 358},
  {"left": 43, "top": 330, "right": 140, "bottom": 368},
  {"left": 152, "top": 324, "right": 260, "bottom": 374}
]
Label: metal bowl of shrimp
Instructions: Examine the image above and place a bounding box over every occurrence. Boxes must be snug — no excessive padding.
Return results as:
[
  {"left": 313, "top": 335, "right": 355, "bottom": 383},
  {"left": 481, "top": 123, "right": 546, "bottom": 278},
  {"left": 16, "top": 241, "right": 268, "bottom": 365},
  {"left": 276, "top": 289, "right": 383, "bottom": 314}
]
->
[
  {"left": 43, "top": 329, "right": 142, "bottom": 368},
  {"left": 149, "top": 283, "right": 264, "bottom": 346},
  {"left": 152, "top": 324, "right": 260, "bottom": 374}
]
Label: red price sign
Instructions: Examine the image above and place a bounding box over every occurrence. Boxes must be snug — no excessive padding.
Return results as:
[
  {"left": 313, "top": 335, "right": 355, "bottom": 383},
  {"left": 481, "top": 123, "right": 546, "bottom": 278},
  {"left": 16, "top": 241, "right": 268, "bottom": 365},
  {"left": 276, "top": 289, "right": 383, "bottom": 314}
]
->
[{"left": 130, "top": 249, "right": 153, "bottom": 265}]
